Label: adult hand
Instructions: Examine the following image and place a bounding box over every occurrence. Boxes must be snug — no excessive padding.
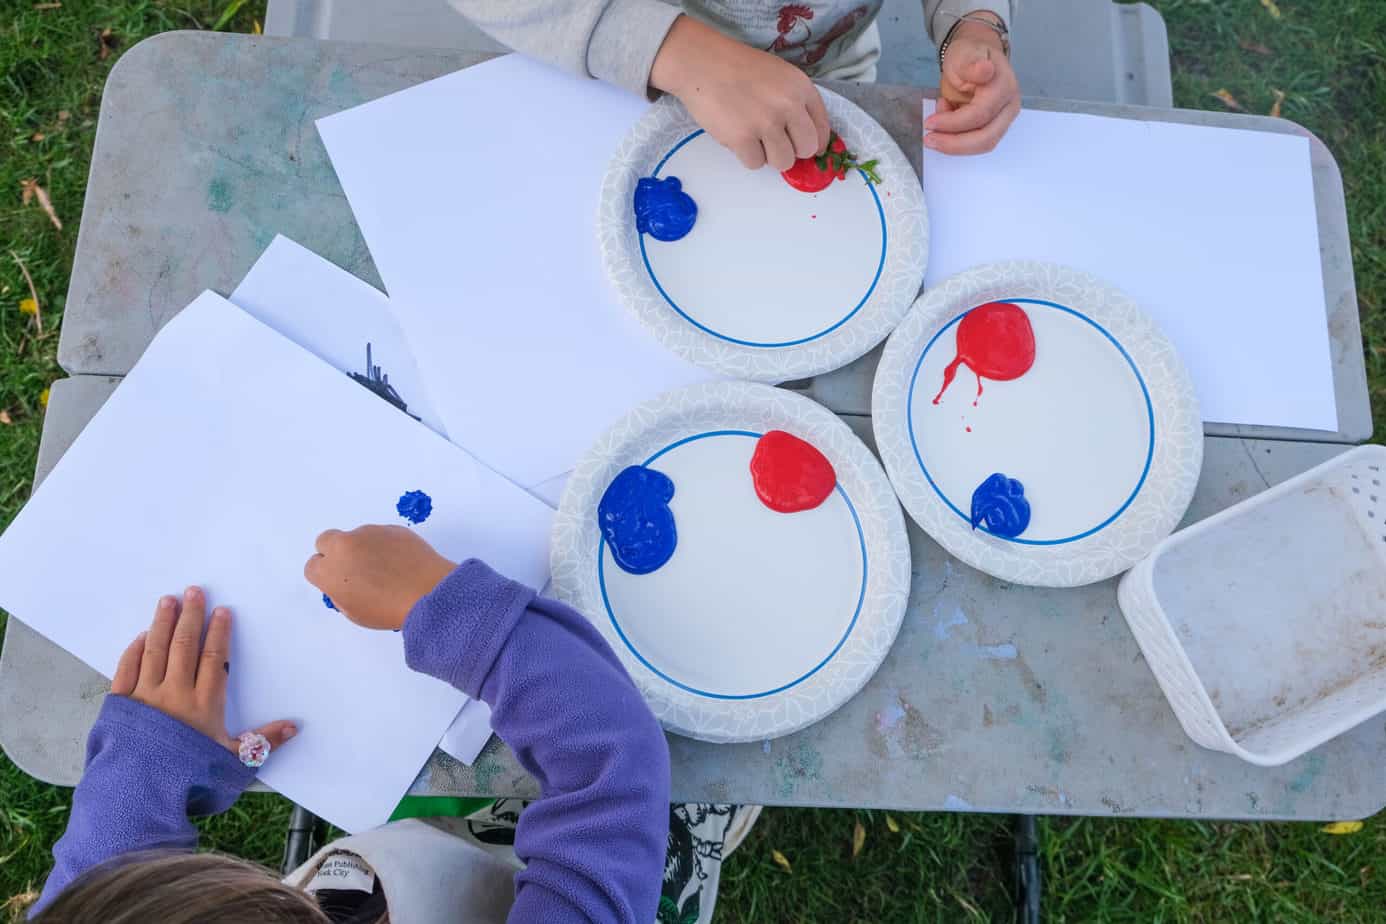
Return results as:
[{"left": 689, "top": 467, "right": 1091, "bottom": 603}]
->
[
  {"left": 925, "top": 15, "right": 1021, "bottom": 155},
  {"left": 304, "top": 525, "right": 455, "bottom": 631},
  {"left": 111, "top": 587, "right": 297, "bottom": 756},
  {"left": 650, "top": 14, "right": 830, "bottom": 171}
]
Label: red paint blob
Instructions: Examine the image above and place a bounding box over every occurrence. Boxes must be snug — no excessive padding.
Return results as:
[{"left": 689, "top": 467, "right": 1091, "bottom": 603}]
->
[
  {"left": 932, "top": 302, "right": 1036, "bottom": 406},
  {"left": 749, "top": 430, "right": 837, "bottom": 513}
]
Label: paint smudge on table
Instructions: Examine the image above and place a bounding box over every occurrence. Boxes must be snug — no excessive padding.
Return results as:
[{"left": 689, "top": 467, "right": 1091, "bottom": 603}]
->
[
  {"left": 870, "top": 694, "right": 943, "bottom": 760},
  {"left": 1288, "top": 753, "right": 1325, "bottom": 793},
  {"left": 773, "top": 742, "right": 824, "bottom": 799},
  {"left": 207, "top": 176, "right": 234, "bottom": 213},
  {"left": 943, "top": 794, "right": 974, "bottom": 811},
  {"left": 471, "top": 754, "right": 503, "bottom": 794},
  {"left": 933, "top": 603, "right": 968, "bottom": 640},
  {"left": 977, "top": 642, "right": 1018, "bottom": 660}
]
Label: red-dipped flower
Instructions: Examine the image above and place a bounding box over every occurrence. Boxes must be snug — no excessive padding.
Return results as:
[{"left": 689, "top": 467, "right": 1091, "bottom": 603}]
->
[{"left": 781, "top": 131, "right": 882, "bottom": 193}]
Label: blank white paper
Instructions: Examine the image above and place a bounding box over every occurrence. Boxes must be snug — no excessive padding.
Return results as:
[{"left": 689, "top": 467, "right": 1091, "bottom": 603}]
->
[
  {"left": 233, "top": 237, "right": 499, "bottom": 763},
  {"left": 231, "top": 235, "right": 446, "bottom": 437},
  {"left": 921, "top": 101, "right": 1336, "bottom": 432},
  {"left": 0, "top": 292, "right": 554, "bottom": 832},
  {"left": 316, "top": 54, "right": 718, "bottom": 489}
]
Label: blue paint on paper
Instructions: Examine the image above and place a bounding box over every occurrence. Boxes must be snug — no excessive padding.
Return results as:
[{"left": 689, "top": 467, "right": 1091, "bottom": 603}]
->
[
  {"left": 634, "top": 176, "right": 697, "bottom": 242},
  {"left": 322, "top": 593, "right": 337, "bottom": 611},
  {"left": 970, "top": 473, "right": 1031, "bottom": 538},
  {"left": 397, "top": 489, "right": 433, "bottom": 525},
  {"left": 598, "top": 465, "right": 677, "bottom": 575}
]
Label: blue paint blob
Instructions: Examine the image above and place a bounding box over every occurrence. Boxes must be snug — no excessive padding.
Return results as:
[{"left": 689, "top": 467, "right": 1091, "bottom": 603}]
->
[
  {"left": 634, "top": 176, "right": 697, "bottom": 242},
  {"left": 322, "top": 593, "right": 337, "bottom": 611},
  {"left": 397, "top": 489, "right": 433, "bottom": 525},
  {"left": 970, "top": 473, "right": 1031, "bottom": 538},
  {"left": 598, "top": 465, "right": 677, "bottom": 575}
]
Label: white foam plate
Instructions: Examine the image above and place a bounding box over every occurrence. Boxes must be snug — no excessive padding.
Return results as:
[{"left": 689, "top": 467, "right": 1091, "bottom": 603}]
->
[
  {"left": 599, "top": 87, "right": 927, "bottom": 381},
  {"left": 551, "top": 382, "right": 911, "bottom": 742},
  {"left": 873, "top": 261, "right": 1204, "bottom": 587}
]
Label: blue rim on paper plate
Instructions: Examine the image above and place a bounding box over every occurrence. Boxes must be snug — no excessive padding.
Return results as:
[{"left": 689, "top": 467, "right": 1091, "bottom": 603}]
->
[
  {"left": 596, "top": 429, "right": 869, "bottom": 700},
  {"left": 906, "top": 298, "right": 1156, "bottom": 546},
  {"left": 638, "top": 129, "right": 889, "bottom": 349}
]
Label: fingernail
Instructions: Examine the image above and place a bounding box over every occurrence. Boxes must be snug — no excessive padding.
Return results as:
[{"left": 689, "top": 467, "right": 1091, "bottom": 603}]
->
[
  {"left": 212, "top": 606, "right": 230, "bottom": 620},
  {"left": 185, "top": 586, "right": 201, "bottom": 602},
  {"left": 137, "top": 630, "right": 148, "bottom": 641},
  {"left": 282, "top": 725, "right": 297, "bottom": 741},
  {"left": 923, "top": 118, "right": 936, "bottom": 130},
  {"left": 924, "top": 136, "right": 939, "bottom": 149},
  {"left": 158, "top": 596, "right": 175, "bottom": 610}
]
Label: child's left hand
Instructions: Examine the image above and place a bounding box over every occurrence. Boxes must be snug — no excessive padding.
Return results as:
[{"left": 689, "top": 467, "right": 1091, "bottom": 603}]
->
[{"left": 110, "top": 587, "right": 297, "bottom": 757}]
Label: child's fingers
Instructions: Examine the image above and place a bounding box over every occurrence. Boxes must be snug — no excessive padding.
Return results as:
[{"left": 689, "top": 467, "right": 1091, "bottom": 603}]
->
[
  {"left": 110, "top": 631, "right": 147, "bottom": 696},
  {"left": 137, "top": 594, "right": 180, "bottom": 688},
  {"left": 314, "top": 528, "right": 345, "bottom": 555},
  {"left": 924, "top": 97, "right": 1019, "bottom": 155},
  {"left": 303, "top": 553, "right": 326, "bottom": 589},
  {"left": 924, "top": 82, "right": 1009, "bottom": 135},
  {"left": 806, "top": 88, "right": 832, "bottom": 154},
  {"left": 196, "top": 606, "right": 232, "bottom": 697},
  {"left": 731, "top": 137, "right": 766, "bottom": 170},
  {"left": 166, "top": 585, "right": 207, "bottom": 687},
  {"left": 762, "top": 127, "right": 797, "bottom": 172},
  {"left": 787, "top": 107, "right": 820, "bottom": 160}
]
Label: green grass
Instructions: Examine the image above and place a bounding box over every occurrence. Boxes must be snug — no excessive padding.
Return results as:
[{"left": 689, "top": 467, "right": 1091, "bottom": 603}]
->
[{"left": 1, "top": 0, "right": 1384, "bottom": 920}]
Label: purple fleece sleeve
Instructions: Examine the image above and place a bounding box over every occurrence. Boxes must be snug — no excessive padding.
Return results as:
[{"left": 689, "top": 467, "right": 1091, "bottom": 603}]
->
[
  {"left": 30, "top": 695, "right": 254, "bottom": 917},
  {"left": 403, "top": 559, "right": 671, "bottom": 924}
]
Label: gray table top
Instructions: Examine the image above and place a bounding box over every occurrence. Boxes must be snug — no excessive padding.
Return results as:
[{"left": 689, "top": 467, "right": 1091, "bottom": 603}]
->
[{"left": 2, "top": 32, "right": 1377, "bottom": 819}]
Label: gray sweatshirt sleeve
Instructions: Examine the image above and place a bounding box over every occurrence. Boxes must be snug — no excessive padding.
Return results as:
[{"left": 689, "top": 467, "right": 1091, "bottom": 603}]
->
[
  {"left": 924, "top": 0, "right": 1014, "bottom": 45},
  {"left": 447, "top": 0, "right": 682, "bottom": 98}
]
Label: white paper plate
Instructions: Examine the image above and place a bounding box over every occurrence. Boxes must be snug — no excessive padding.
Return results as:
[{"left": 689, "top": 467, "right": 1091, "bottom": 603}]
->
[
  {"left": 599, "top": 88, "right": 927, "bottom": 382},
  {"left": 551, "top": 382, "right": 911, "bottom": 742},
  {"left": 873, "top": 262, "right": 1203, "bottom": 587}
]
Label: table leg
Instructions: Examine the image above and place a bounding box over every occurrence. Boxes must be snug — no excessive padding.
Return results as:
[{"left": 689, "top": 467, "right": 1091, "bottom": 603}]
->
[
  {"left": 1014, "top": 814, "right": 1041, "bottom": 924},
  {"left": 281, "top": 805, "right": 329, "bottom": 875}
]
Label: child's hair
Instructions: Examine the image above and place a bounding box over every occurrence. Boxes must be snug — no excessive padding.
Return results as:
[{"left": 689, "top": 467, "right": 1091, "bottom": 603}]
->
[{"left": 29, "top": 850, "right": 335, "bottom": 923}]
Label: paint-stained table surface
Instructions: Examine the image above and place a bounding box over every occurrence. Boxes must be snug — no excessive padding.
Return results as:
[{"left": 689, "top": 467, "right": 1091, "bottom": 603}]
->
[{"left": 2, "top": 32, "right": 1378, "bottom": 819}]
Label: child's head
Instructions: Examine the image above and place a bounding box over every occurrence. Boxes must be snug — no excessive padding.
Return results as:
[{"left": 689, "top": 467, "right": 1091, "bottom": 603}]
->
[{"left": 30, "top": 850, "right": 332, "bottom": 923}]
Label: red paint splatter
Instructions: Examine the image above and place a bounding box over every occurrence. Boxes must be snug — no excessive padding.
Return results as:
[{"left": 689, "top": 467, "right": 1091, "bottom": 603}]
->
[
  {"left": 932, "top": 302, "right": 1036, "bottom": 406},
  {"left": 749, "top": 430, "right": 836, "bottom": 513},
  {"left": 810, "top": 214, "right": 817, "bottom": 219},
  {"left": 966, "top": 426, "right": 972, "bottom": 433}
]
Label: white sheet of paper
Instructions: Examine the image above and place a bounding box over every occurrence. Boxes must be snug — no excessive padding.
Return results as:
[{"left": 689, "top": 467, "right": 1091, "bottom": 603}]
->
[
  {"left": 316, "top": 54, "right": 717, "bottom": 489},
  {"left": 231, "top": 235, "right": 446, "bottom": 438},
  {"left": 921, "top": 101, "right": 1336, "bottom": 432},
  {"left": 438, "top": 699, "right": 495, "bottom": 765},
  {"left": 0, "top": 292, "right": 554, "bottom": 832},
  {"left": 233, "top": 236, "right": 502, "bottom": 762}
]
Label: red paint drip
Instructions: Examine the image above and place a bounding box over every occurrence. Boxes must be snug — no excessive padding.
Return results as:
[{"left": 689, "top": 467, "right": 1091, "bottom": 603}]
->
[
  {"left": 749, "top": 430, "right": 837, "bottom": 513},
  {"left": 932, "top": 302, "right": 1036, "bottom": 406}
]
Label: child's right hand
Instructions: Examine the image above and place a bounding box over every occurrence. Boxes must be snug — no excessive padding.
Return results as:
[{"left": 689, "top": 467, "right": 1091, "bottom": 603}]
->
[
  {"left": 650, "top": 14, "right": 830, "bottom": 172},
  {"left": 111, "top": 587, "right": 297, "bottom": 757},
  {"left": 304, "top": 525, "right": 456, "bottom": 631}
]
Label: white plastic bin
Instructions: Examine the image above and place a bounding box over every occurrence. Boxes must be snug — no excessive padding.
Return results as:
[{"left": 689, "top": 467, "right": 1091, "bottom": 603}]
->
[{"left": 1118, "top": 444, "right": 1386, "bottom": 766}]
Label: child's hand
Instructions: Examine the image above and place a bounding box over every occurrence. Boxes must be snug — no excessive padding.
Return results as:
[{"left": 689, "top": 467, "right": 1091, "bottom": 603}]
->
[
  {"left": 651, "top": 15, "right": 830, "bottom": 171},
  {"left": 925, "top": 15, "right": 1020, "bottom": 155},
  {"left": 304, "top": 525, "right": 455, "bottom": 631},
  {"left": 111, "top": 587, "right": 297, "bottom": 756}
]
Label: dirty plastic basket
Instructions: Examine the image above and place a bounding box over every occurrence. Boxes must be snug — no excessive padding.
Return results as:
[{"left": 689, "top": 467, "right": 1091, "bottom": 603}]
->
[{"left": 1118, "top": 444, "right": 1386, "bottom": 766}]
